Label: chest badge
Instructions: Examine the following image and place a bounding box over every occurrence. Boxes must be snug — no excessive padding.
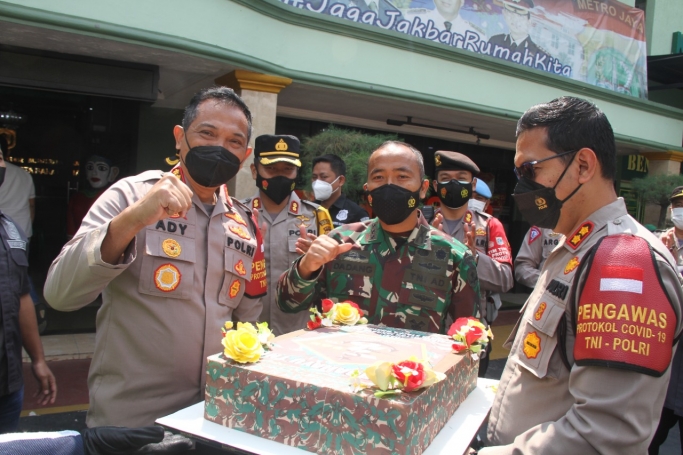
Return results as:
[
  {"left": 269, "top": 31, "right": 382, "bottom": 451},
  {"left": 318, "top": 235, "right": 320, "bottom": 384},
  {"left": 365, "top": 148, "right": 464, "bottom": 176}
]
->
[
  {"left": 229, "top": 225, "right": 251, "bottom": 240},
  {"left": 228, "top": 279, "right": 241, "bottom": 298},
  {"left": 565, "top": 256, "right": 580, "bottom": 274},
  {"left": 162, "top": 239, "right": 182, "bottom": 258},
  {"left": 295, "top": 215, "right": 311, "bottom": 228},
  {"left": 475, "top": 228, "right": 486, "bottom": 236},
  {"left": 523, "top": 331, "right": 541, "bottom": 359},
  {"left": 336, "top": 209, "right": 348, "bottom": 221},
  {"left": 234, "top": 260, "right": 247, "bottom": 276},
  {"left": 534, "top": 302, "right": 547, "bottom": 321},
  {"left": 154, "top": 264, "right": 181, "bottom": 292},
  {"left": 225, "top": 211, "right": 247, "bottom": 226}
]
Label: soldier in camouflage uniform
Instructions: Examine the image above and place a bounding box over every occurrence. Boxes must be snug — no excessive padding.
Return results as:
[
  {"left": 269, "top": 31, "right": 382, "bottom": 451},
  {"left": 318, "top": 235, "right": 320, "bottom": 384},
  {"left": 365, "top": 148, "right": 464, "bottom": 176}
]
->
[{"left": 277, "top": 141, "right": 480, "bottom": 334}]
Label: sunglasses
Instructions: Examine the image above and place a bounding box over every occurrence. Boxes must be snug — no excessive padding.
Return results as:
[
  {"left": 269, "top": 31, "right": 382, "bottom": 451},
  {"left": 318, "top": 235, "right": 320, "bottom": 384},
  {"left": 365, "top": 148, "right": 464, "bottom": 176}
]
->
[{"left": 513, "top": 150, "right": 579, "bottom": 181}]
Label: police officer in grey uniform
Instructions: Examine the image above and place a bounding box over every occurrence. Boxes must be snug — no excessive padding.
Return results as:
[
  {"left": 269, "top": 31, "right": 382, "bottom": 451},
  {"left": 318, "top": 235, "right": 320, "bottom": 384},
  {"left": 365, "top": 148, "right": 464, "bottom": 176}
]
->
[
  {"left": 482, "top": 97, "right": 683, "bottom": 454},
  {"left": 514, "top": 226, "right": 564, "bottom": 288},
  {"left": 44, "top": 87, "right": 265, "bottom": 428},
  {"left": 242, "top": 135, "right": 333, "bottom": 336},
  {"left": 659, "top": 186, "right": 683, "bottom": 269}
]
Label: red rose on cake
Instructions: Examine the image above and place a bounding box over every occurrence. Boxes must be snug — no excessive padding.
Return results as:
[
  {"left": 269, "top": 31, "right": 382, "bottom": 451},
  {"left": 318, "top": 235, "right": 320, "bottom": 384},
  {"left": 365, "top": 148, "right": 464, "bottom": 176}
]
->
[
  {"left": 448, "top": 317, "right": 492, "bottom": 358},
  {"left": 391, "top": 360, "right": 426, "bottom": 392}
]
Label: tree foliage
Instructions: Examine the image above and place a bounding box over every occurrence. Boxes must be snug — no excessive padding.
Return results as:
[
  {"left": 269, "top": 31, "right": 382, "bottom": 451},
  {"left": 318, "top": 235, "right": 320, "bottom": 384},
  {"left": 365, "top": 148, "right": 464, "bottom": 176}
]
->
[
  {"left": 300, "top": 125, "right": 399, "bottom": 202},
  {"left": 631, "top": 174, "right": 683, "bottom": 228}
]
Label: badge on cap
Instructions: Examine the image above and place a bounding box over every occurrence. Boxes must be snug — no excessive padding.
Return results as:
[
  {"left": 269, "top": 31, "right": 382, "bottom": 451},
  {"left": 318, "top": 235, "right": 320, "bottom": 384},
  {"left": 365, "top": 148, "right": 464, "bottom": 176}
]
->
[
  {"left": 276, "top": 139, "right": 288, "bottom": 151},
  {"left": 230, "top": 225, "right": 251, "bottom": 240},
  {"left": 162, "top": 239, "right": 182, "bottom": 258},
  {"left": 229, "top": 279, "right": 241, "bottom": 298},
  {"left": 154, "top": 264, "right": 181, "bottom": 292},
  {"left": 435, "top": 155, "right": 442, "bottom": 167},
  {"left": 523, "top": 331, "right": 541, "bottom": 359}
]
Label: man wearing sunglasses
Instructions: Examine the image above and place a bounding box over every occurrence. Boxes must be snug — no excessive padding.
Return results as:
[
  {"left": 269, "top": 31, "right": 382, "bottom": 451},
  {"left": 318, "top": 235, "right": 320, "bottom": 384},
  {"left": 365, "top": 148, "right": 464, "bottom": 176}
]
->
[
  {"left": 482, "top": 96, "right": 683, "bottom": 455},
  {"left": 430, "top": 151, "right": 513, "bottom": 377}
]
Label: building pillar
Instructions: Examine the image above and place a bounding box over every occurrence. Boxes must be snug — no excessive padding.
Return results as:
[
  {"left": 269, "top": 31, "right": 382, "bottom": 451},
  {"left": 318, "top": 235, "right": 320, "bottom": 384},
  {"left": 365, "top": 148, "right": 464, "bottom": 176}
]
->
[
  {"left": 642, "top": 151, "right": 683, "bottom": 225},
  {"left": 215, "top": 70, "right": 292, "bottom": 200},
  {"left": 647, "top": 151, "right": 683, "bottom": 176}
]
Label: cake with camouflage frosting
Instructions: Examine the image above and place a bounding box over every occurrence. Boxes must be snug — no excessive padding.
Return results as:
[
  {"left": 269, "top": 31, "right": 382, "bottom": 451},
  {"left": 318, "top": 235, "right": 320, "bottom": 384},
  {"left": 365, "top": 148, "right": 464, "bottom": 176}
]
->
[{"left": 204, "top": 324, "right": 478, "bottom": 454}]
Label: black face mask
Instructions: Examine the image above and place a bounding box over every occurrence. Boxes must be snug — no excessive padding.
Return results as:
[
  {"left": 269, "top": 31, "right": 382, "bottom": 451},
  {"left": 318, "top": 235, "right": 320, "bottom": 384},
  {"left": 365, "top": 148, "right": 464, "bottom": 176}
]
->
[
  {"left": 512, "top": 156, "right": 581, "bottom": 230},
  {"left": 368, "top": 184, "right": 421, "bottom": 225},
  {"left": 257, "top": 172, "right": 296, "bottom": 205},
  {"left": 0, "top": 167, "right": 5, "bottom": 188},
  {"left": 437, "top": 179, "right": 472, "bottom": 209},
  {"left": 182, "top": 136, "right": 241, "bottom": 188}
]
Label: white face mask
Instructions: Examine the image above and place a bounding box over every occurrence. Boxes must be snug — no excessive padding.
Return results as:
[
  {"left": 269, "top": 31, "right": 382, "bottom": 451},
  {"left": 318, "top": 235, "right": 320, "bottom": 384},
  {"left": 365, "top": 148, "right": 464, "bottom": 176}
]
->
[
  {"left": 468, "top": 198, "right": 486, "bottom": 213},
  {"left": 312, "top": 176, "right": 340, "bottom": 201},
  {"left": 672, "top": 207, "right": 683, "bottom": 229}
]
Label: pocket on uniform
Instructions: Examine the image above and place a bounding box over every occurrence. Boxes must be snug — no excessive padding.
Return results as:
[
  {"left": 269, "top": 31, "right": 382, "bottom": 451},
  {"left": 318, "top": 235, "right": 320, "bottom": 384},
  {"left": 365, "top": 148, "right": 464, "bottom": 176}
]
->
[
  {"left": 218, "top": 249, "right": 252, "bottom": 308},
  {"left": 515, "top": 293, "right": 566, "bottom": 378},
  {"left": 138, "top": 231, "right": 196, "bottom": 300}
]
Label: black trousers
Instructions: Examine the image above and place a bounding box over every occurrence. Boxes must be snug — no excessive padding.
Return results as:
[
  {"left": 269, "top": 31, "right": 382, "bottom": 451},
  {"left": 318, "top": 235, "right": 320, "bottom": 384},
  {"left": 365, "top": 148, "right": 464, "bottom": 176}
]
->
[{"left": 649, "top": 407, "right": 683, "bottom": 455}]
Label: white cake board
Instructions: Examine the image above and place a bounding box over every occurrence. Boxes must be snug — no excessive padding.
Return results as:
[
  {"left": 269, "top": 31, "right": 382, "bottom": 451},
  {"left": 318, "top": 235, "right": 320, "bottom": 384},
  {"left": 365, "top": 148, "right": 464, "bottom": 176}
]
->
[{"left": 156, "top": 377, "right": 499, "bottom": 455}]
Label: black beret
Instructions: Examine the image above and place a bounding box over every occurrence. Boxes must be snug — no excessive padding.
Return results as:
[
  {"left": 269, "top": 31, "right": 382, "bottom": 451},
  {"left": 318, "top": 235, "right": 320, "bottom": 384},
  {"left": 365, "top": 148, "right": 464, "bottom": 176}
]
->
[{"left": 434, "top": 150, "right": 480, "bottom": 176}]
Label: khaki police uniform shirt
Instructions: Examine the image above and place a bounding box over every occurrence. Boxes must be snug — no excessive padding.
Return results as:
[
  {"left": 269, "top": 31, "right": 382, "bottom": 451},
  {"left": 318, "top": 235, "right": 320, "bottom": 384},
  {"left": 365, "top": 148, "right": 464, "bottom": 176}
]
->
[
  {"left": 442, "top": 209, "right": 513, "bottom": 322},
  {"left": 483, "top": 199, "right": 683, "bottom": 455},
  {"left": 659, "top": 228, "right": 683, "bottom": 267},
  {"left": 44, "top": 169, "right": 264, "bottom": 428},
  {"left": 242, "top": 191, "right": 332, "bottom": 336},
  {"left": 514, "top": 227, "right": 564, "bottom": 288}
]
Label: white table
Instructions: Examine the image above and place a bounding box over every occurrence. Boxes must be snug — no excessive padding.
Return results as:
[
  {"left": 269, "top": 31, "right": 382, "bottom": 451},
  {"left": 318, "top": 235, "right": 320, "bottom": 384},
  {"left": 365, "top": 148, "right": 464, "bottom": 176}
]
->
[{"left": 157, "top": 378, "right": 499, "bottom": 455}]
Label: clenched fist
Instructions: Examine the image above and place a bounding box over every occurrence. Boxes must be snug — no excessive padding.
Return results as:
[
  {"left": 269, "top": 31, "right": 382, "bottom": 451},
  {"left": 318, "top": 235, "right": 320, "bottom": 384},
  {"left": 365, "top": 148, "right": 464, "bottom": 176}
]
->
[{"left": 129, "top": 173, "right": 194, "bottom": 227}]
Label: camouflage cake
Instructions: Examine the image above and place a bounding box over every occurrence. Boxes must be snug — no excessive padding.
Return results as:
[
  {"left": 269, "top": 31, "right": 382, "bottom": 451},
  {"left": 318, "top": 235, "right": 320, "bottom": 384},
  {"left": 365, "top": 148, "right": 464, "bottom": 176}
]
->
[{"left": 204, "top": 325, "right": 478, "bottom": 454}]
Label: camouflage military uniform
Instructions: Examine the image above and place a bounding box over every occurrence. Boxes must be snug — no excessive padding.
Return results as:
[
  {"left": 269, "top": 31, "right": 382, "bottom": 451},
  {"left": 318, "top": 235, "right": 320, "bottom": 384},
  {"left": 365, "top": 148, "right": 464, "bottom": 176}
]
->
[{"left": 277, "top": 213, "right": 480, "bottom": 334}]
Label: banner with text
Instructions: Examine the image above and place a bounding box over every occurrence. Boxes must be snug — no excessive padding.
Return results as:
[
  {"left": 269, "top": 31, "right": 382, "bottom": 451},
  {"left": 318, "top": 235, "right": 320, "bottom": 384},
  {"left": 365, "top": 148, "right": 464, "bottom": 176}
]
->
[{"left": 278, "top": 0, "right": 648, "bottom": 98}]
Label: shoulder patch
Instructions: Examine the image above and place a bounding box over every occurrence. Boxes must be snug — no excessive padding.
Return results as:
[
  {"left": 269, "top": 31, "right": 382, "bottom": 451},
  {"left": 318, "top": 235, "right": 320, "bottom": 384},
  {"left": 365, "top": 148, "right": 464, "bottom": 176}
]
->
[
  {"left": 529, "top": 227, "right": 541, "bottom": 244},
  {"left": 574, "top": 234, "right": 677, "bottom": 377},
  {"left": 567, "top": 221, "right": 594, "bottom": 249}
]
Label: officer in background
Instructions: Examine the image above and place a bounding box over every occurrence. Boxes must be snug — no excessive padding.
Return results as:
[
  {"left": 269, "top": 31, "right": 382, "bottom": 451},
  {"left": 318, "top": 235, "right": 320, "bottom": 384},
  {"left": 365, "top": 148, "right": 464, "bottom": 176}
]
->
[
  {"left": 277, "top": 141, "right": 480, "bottom": 334},
  {"left": 44, "top": 87, "right": 266, "bottom": 428},
  {"left": 658, "top": 186, "right": 683, "bottom": 269},
  {"left": 430, "top": 151, "right": 513, "bottom": 375},
  {"left": 649, "top": 186, "right": 683, "bottom": 454},
  {"left": 311, "top": 154, "right": 369, "bottom": 228},
  {"left": 0, "top": 146, "right": 56, "bottom": 433},
  {"left": 242, "top": 135, "right": 333, "bottom": 336},
  {"left": 429, "top": 152, "right": 514, "bottom": 324},
  {"left": 483, "top": 97, "right": 683, "bottom": 454},
  {"left": 514, "top": 226, "right": 564, "bottom": 288}
]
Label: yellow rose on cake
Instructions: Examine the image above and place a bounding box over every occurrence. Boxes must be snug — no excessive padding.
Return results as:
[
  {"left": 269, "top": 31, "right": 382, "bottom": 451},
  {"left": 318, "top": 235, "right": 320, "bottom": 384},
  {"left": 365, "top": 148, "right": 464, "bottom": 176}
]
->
[
  {"left": 333, "top": 302, "right": 362, "bottom": 325},
  {"left": 221, "top": 321, "right": 274, "bottom": 364}
]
